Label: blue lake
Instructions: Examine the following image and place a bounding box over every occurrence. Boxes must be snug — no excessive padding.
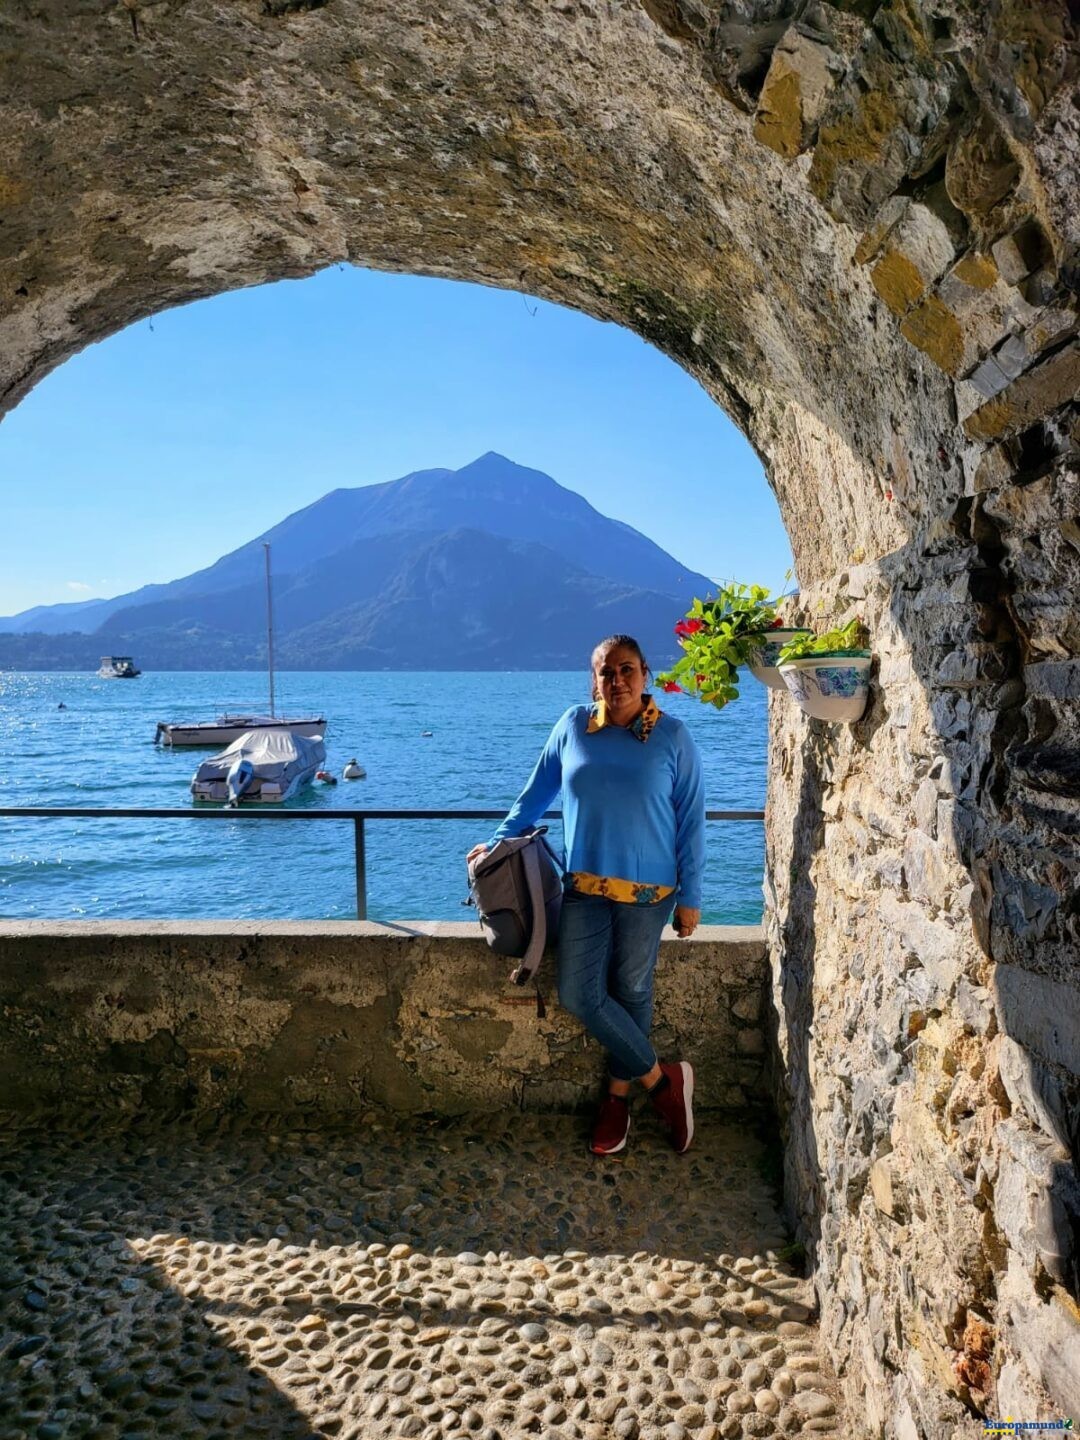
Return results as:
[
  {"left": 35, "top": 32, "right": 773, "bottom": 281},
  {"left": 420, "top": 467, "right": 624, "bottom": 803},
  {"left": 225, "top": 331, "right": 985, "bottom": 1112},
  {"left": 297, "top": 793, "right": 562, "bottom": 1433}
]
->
[{"left": 0, "top": 671, "right": 767, "bottom": 923}]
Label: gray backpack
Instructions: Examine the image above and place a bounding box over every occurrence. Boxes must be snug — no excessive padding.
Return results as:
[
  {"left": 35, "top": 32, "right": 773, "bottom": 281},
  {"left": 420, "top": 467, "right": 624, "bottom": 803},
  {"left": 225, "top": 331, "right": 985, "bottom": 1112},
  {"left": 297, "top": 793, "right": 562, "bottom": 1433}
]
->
[{"left": 466, "top": 827, "right": 564, "bottom": 985}]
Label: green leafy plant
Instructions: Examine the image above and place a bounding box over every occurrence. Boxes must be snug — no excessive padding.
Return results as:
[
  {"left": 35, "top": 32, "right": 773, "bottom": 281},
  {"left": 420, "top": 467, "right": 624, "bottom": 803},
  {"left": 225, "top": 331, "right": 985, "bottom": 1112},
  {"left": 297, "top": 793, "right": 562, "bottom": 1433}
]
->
[
  {"left": 656, "top": 583, "right": 787, "bottom": 709},
  {"left": 776, "top": 618, "right": 869, "bottom": 663},
  {"left": 774, "top": 1240, "right": 807, "bottom": 1267}
]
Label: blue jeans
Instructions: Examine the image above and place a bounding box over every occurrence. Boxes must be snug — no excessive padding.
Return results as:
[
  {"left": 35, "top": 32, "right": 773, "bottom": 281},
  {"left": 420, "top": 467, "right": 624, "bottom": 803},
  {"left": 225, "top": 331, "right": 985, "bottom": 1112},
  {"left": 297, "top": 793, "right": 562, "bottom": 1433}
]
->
[{"left": 557, "top": 890, "right": 674, "bottom": 1081}]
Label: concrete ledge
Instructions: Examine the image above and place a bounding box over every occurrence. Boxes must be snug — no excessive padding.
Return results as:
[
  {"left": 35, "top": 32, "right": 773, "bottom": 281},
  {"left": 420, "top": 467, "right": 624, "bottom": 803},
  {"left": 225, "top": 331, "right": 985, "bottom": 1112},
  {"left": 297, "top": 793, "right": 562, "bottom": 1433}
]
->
[
  {"left": 0, "top": 922, "right": 768, "bottom": 1120},
  {"left": 0, "top": 920, "right": 767, "bottom": 942}
]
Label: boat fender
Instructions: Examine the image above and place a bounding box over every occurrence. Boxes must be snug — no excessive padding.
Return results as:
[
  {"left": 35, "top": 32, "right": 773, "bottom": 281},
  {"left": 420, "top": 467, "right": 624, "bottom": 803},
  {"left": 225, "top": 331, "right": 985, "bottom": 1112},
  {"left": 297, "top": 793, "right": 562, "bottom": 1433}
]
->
[{"left": 316, "top": 770, "right": 337, "bottom": 784}]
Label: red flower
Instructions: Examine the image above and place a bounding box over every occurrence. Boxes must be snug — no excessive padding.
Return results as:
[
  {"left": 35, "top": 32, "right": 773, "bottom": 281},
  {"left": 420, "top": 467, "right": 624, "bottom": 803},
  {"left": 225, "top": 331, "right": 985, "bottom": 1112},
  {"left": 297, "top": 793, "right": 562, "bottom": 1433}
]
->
[
  {"left": 674, "top": 618, "right": 705, "bottom": 637},
  {"left": 695, "top": 673, "right": 707, "bottom": 685},
  {"left": 770, "top": 616, "right": 784, "bottom": 628},
  {"left": 660, "top": 680, "right": 682, "bottom": 693}
]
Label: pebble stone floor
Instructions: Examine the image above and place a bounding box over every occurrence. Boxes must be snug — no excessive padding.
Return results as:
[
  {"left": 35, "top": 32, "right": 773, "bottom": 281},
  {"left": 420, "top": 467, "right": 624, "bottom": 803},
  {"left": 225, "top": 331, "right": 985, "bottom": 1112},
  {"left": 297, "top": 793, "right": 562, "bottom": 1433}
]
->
[{"left": 1, "top": 1109, "right": 843, "bottom": 1440}]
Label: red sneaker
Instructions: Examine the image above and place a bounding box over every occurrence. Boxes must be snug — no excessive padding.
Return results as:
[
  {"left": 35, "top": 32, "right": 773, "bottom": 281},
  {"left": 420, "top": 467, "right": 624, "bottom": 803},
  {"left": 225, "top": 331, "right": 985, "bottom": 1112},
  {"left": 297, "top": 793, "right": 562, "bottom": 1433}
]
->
[
  {"left": 650, "top": 1061, "right": 695, "bottom": 1153},
  {"left": 590, "top": 1094, "right": 631, "bottom": 1156}
]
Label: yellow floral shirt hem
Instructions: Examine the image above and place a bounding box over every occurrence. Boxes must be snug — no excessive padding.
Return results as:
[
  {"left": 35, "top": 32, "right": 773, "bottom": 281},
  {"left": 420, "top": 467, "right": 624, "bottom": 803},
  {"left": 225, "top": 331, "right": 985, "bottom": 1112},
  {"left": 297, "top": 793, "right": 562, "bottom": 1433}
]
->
[{"left": 565, "top": 872, "right": 675, "bottom": 906}]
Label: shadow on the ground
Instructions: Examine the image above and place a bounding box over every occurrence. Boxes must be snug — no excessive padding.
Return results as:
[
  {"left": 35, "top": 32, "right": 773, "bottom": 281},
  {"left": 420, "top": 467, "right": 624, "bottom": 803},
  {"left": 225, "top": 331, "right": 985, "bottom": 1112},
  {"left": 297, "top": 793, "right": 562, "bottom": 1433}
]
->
[{"left": 1, "top": 1111, "right": 803, "bottom": 1439}]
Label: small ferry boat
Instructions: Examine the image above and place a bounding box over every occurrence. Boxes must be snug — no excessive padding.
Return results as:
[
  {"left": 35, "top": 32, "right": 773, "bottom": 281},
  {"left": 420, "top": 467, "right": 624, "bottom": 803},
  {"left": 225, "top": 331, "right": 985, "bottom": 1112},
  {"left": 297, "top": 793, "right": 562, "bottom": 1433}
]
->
[{"left": 98, "top": 655, "right": 141, "bottom": 679}]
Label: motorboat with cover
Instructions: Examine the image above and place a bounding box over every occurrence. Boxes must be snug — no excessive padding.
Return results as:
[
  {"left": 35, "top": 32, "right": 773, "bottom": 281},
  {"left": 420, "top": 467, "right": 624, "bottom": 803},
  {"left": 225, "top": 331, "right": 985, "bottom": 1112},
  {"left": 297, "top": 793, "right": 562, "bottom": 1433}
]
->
[
  {"left": 190, "top": 728, "right": 325, "bottom": 805},
  {"left": 98, "top": 655, "right": 141, "bottom": 678}
]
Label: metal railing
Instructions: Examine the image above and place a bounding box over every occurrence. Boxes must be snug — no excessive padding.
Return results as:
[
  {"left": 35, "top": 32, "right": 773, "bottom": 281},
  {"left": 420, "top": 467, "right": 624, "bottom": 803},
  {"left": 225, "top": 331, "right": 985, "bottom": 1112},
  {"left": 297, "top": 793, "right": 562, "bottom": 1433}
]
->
[{"left": 0, "top": 807, "right": 765, "bottom": 920}]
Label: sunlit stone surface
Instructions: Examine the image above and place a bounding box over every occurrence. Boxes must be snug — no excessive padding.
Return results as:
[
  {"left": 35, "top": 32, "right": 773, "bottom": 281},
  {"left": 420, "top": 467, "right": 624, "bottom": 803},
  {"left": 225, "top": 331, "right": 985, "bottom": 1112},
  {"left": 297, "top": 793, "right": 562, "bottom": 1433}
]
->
[{"left": 1, "top": 1113, "right": 840, "bottom": 1439}]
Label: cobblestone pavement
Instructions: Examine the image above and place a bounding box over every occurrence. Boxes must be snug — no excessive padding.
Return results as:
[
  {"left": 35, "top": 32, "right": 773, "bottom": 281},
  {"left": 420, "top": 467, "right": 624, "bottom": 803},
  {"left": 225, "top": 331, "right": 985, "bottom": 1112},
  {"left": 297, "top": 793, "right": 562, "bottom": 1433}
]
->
[{"left": 1, "top": 1109, "right": 842, "bottom": 1440}]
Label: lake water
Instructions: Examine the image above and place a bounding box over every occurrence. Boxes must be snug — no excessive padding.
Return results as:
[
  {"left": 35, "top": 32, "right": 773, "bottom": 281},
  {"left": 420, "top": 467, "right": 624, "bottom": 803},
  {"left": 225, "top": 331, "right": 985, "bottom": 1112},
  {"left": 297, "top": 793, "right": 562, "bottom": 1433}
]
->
[{"left": 0, "top": 671, "right": 767, "bottom": 924}]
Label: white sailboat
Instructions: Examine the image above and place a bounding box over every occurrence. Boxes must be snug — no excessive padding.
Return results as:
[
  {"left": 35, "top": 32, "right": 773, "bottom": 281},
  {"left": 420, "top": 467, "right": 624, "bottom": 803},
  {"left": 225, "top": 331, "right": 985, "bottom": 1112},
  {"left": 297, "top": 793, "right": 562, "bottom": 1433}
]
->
[{"left": 155, "top": 543, "right": 326, "bottom": 747}]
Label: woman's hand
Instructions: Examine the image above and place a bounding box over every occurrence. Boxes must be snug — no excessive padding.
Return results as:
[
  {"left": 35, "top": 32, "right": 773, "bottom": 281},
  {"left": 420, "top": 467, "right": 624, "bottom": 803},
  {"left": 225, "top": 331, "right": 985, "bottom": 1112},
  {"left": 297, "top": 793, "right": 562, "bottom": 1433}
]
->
[
  {"left": 673, "top": 906, "right": 701, "bottom": 938},
  {"left": 466, "top": 843, "right": 489, "bottom": 865}
]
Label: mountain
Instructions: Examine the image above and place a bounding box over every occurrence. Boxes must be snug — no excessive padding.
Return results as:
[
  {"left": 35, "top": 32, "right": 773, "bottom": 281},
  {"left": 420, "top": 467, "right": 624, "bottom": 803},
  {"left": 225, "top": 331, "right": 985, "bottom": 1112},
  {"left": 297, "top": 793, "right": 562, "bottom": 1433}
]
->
[{"left": 0, "top": 454, "right": 714, "bottom": 670}]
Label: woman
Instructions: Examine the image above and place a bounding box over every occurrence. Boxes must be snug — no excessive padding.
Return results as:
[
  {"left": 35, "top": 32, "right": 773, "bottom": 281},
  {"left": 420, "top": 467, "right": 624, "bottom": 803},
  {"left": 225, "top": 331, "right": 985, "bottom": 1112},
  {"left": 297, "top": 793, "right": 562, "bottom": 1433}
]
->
[{"left": 467, "top": 635, "right": 705, "bottom": 1156}]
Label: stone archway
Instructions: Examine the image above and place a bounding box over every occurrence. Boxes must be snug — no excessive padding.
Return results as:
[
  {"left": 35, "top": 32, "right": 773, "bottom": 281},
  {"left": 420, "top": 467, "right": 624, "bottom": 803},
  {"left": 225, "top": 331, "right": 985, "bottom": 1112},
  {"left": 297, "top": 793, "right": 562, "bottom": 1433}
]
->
[{"left": 2, "top": 1, "right": 1078, "bottom": 1432}]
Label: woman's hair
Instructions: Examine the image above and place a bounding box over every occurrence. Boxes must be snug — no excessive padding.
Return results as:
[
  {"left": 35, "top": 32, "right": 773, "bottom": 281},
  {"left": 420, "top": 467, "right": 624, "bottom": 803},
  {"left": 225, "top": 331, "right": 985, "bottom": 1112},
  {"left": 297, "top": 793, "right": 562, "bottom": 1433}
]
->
[{"left": 590, "top": 634, "right": 650, "bottom": 700}]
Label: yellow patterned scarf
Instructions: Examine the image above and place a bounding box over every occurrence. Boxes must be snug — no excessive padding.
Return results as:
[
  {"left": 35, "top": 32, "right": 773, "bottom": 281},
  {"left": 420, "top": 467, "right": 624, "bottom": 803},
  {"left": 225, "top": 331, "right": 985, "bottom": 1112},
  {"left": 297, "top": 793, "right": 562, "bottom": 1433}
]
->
[{"left": 586, "top": 694, "right": 662, "bottom": 742}]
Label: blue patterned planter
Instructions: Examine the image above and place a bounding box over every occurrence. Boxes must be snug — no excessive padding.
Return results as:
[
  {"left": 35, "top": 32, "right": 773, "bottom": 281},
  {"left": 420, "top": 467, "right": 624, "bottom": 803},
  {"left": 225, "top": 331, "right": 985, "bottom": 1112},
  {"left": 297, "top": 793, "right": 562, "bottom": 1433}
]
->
[
  {"left": 745, "top": 629, "right": 814, "bottom": 690},
  {"left": 778, "top": 653, "right": 872, "bottom": 721}
]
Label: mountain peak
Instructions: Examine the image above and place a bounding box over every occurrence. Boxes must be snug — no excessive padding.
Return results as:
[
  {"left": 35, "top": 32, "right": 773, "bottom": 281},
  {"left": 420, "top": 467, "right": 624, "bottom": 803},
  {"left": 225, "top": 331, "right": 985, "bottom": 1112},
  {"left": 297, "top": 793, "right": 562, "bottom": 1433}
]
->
[
  {"left": 455, "top": 451, "right": 544, "bottom": 479},
  {"left": 0, "top": 456, "right": 714, "bottom": 647}
]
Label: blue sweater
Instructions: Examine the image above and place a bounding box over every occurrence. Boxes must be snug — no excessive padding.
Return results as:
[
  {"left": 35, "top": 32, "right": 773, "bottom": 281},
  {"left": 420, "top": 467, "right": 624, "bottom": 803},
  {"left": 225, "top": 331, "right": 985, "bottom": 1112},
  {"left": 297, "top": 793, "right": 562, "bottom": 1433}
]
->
[{"left": 491, "top": 704, "right": 706, "bottom": 908}]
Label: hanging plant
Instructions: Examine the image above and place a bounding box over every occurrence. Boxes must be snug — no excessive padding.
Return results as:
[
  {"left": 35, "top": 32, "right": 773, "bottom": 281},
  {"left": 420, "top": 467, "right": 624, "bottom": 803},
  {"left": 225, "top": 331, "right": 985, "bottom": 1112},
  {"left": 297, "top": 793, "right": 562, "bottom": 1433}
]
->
[
  {"left": 656, "top": 583, "right": 789, "bottom": 710},
  {"left": 777, "top": 619, "right": 873, "bottom": 722},
  {"left": 775, "top": 619, "right": 868, "bottom": 663}
]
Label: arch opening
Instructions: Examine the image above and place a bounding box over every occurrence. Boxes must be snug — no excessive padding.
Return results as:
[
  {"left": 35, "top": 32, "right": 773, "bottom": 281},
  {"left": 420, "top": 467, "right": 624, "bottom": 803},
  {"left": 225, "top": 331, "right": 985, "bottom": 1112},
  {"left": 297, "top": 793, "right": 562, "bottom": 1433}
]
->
[{"left": 2, "top": 0, "right": 1079, "bottom": 1429}]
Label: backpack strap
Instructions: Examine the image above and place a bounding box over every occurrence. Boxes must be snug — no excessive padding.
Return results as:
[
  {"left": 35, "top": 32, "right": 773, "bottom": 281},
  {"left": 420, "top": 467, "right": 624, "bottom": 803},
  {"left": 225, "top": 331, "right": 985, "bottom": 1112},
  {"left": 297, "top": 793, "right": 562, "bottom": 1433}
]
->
[{"left": 510, "top": 838, "right": 547, "bottom": 986}]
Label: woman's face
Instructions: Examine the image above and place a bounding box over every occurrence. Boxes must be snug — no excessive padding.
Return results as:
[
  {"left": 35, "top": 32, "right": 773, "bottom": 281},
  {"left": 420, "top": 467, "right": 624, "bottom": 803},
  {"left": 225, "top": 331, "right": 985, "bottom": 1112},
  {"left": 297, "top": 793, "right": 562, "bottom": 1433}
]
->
[{"left": 594, "top": 644, "right": 647, "bottom": 722}]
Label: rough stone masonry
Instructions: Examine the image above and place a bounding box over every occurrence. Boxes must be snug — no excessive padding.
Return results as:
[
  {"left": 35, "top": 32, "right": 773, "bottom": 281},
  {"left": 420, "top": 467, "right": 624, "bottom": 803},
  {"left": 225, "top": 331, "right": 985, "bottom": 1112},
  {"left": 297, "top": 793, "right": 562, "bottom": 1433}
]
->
[{"left": 0, "top": 1, "right": 1078, "bottom": 1435}]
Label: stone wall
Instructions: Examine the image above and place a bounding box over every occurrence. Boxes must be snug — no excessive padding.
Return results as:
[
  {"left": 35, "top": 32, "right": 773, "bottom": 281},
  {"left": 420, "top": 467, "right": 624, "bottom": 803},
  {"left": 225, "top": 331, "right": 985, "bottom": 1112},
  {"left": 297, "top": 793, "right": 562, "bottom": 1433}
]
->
[
  {"left": 765, "top": 602, "right": 1080, "bottom": 1435},
  {"left": 0, "top": 921, "right": 768, "bottom": 1120},
  {"left": 1, "top": 1, "right": 1078, "bottom": 1433}
]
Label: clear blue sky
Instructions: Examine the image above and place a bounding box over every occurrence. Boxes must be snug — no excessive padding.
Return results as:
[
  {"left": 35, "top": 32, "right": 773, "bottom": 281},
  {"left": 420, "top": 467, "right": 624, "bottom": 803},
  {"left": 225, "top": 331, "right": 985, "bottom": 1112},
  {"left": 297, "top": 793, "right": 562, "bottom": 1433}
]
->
[{"left": 0, "top": 266, "right": 792, "bottom": 616}]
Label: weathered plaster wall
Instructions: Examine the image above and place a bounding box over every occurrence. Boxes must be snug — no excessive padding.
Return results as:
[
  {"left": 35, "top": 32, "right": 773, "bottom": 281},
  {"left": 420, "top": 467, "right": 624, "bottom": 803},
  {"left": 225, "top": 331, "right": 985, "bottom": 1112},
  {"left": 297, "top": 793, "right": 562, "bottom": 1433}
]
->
[
  {"left": 0, "top": 921, "right": 769, "bottom": 1118},
  {"left": 1, "top": 1, "right": 1079, "bottom": 1434}
]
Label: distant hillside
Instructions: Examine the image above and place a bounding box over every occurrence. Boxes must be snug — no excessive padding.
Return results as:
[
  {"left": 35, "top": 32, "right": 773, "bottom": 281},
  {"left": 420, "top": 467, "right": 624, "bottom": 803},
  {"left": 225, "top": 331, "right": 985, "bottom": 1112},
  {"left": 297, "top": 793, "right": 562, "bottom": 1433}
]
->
[
  {"left": 0, "top": 454, "right": 714, "bottom": 670},
  {"left": 275, "top": 529, "right": 700, "bottom": 669}
]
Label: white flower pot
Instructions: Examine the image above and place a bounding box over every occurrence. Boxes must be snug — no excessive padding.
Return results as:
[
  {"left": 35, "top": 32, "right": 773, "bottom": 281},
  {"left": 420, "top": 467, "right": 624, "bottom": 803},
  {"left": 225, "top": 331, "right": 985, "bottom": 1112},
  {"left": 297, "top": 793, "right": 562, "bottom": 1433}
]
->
[
  {"left": 745, "top": 629, "right": 814, "bottom": 690},
  {"left": 778, "top": 653, "right": 873, "bottom": 722}
]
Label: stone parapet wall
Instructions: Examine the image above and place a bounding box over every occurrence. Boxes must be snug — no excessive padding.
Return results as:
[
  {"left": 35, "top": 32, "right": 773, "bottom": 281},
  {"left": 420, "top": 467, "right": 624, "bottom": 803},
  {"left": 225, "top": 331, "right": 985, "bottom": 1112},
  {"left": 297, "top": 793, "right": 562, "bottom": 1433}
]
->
[{"left": 0, "top": 921, "right": 768, "bottom": 1121}]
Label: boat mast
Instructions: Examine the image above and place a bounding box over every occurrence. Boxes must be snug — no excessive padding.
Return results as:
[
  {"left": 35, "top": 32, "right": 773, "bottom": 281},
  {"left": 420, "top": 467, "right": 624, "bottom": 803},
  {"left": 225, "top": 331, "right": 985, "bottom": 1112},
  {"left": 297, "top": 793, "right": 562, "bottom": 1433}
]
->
[{"left": 263, "top": 542, "right": 276, "bottom": 718}]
